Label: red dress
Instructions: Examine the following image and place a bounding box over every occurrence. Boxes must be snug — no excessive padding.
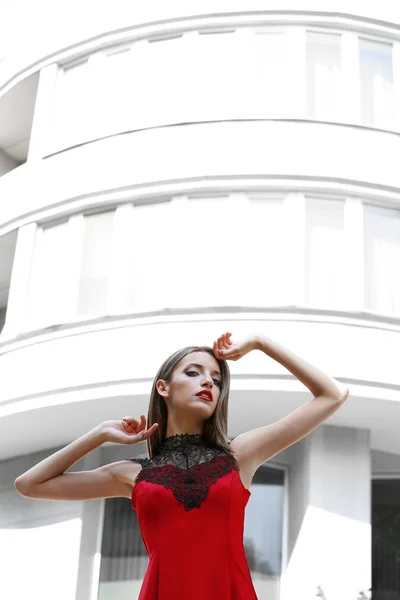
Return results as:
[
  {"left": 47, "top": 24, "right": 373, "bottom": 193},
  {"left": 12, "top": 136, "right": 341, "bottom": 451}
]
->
[{"left": 129, "top": 433, "right": 258, "bottom": 600}]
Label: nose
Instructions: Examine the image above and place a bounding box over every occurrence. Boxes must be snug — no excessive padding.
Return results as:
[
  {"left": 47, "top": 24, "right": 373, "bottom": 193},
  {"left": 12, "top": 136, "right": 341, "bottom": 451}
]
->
[{"left": 201, "top": 375, "right": 214, "bottom": 388}]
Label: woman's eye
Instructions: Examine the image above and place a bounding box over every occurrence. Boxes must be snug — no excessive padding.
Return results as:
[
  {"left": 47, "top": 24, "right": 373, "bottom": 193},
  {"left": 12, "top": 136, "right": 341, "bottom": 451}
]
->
[{"left": 186, "top": 371, "right": 221, "bottom": 387}]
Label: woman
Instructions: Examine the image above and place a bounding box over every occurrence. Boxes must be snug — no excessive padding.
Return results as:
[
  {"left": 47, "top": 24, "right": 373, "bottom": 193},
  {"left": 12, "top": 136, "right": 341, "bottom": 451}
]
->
[{"left": 14, "top": 331, "right": 349, "bottom": 599}]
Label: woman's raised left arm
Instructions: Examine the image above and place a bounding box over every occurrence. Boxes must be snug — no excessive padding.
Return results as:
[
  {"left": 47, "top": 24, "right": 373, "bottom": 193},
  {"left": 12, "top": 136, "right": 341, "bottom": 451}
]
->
[
  {"left": 254, "top": 333, "right": 348, "bottom": 400},
  {"left": 214, "top": 332, "right": 349, "bottom": 469}
]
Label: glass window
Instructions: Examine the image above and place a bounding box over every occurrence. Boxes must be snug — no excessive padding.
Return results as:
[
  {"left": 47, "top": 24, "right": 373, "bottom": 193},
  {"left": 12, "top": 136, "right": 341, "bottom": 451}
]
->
[
  {"left": 165, "top": 194, "right": 238, "bottom": 309},
  {"left": 251, "top": 30, "right": 287, "bottom": 116},
  {"left": 26, "top": 220, "right": 71, "bottom": 329},
  {"left": 52, "top": 28, "right": 293, "bottom": 149},
  {"left": 183, "top": 30, "right": 244, "bottom": 121},
  {"left": 305, "top": 197, "right": 346, "bottom": 308},
  {"left": 306, "top": 31, "right": 342, "bottom": 121},
  {"left": 26, "top": 211, "right": 116, "bottom": 328},
  {"left": 91, "top": 45, "right": 136, "bottom": 136},
  {"left": 140, "top": 34, "right": 195, "bottom": 127},
  {"left": 98, "top": 495, "right": 147, "bottom": 599},
  {"left": 244, "top": 465, "right": 285, "bottom": 599},
  {"left": 364, "top": 204, "right": 400, "bottom": 316},
  {"left": 129, "top": 201, "right": 170, "bottom": 312},
  {"left": 131, "top": 29, "right": 256, "bottom": 125},
  {"left": 76, "top": 210, "right": 115, "bottom": 318},
  {"left": 109, "top": 194, "right": 286, "bottom": 313},
  {"left": 359, "top": 38, "right": 394, "bottom": 129},
  {"left": 240, "top": 195, "right": 286, "bottom": 306},
  {"left": 95, "top": 36, "right": 191, "bottom": 133},
  {"left": 372, "top": 479, "right": 400, "bottom": 597},
  {"left": 53, "top": 58, "right": 93, "bottom": 147}
]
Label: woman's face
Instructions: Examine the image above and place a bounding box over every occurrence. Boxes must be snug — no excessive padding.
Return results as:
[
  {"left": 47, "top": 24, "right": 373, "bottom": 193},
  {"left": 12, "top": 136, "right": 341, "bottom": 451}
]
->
[{"left": 157, "top": 351, "right": 222, "bottom": 413}]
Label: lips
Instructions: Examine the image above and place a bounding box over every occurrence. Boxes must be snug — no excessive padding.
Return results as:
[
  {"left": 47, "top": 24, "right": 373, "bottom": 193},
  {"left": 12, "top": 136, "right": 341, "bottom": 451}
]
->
[{"left": 196, "top": 391, "right": 213, "bottom": 402}]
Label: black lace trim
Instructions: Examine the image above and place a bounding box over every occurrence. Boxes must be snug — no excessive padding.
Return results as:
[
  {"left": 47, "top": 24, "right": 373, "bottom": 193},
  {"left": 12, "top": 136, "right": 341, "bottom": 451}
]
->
[
  {"left": 128, "top": 433, "right": 239, "bottom": 511},
  {"left": 159, "top": 432, "right": 208, "bottom": 450}
]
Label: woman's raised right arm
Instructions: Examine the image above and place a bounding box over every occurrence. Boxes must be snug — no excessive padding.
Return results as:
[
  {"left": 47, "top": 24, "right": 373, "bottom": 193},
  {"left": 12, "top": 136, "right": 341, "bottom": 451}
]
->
[
  {"left": 14, "top": 459, "right": 138, "bottom": 500},
  {"left": 14, "top": 416, "right": 158, "bottom": 501}
]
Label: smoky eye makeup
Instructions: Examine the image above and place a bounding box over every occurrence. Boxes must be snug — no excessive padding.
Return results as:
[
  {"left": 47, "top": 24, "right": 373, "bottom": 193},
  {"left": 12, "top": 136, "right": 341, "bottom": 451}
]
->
[{"left": 184, "top": 368, "right": 222, "bottom": 387}]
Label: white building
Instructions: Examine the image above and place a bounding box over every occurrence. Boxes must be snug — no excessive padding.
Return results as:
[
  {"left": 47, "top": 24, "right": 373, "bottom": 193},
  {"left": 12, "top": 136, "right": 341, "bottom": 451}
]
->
[{"left": 1, "top": 2, "right": 400, "bottom": 599}]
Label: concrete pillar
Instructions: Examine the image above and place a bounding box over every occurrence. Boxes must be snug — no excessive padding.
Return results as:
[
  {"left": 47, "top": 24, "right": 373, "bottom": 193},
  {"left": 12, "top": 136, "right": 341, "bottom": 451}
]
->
[{"left": 282, "top": 424, "right": 371, "bottom": 600}]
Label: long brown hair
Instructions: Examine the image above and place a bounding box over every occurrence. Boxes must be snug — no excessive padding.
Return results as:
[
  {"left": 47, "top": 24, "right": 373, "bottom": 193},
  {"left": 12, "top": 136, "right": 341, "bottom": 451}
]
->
[{"left": 142, "top": 346, "right": 232, "bottom": 459}]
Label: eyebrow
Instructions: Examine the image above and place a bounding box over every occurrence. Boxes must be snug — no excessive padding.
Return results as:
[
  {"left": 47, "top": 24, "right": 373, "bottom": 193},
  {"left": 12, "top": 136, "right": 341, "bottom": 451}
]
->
[{"left": 184, "top": 363, "right": 222, "bottom": 379}]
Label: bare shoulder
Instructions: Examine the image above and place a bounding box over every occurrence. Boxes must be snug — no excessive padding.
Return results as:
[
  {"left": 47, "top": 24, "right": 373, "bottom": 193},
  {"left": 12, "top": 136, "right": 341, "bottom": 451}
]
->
[{"left": 106, "top": 460, "right": 144, "bottom": 499}]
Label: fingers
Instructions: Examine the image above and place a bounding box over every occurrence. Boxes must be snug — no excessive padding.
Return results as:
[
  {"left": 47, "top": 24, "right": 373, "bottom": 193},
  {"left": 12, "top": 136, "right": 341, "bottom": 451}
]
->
[
  {"left": 223, "top": 332, "right": 232, "bottom": 348},
  {"left": 219, "top": 332, "right": 232, "bottom": 349},
  {"left": 225, "top": 332, "right": 232, "bottom": 348},
  {"left": 214, "top": 332, "right": 232, "bottom": 355},
  {"left": 122, "top": 415, "right": 145, "bottom": 432},
  {"left": 122, "top": 417, "right": 137, "bottom": 430},
  {"left": 214, "top": 340, "right": 224, "bottom": 356},
  {"left": 122, "top": 416, "right": 159, "bottom": 439},
  {"left": 123, "top": 416, "right": 139, "bottom": 424},
  {"left": 143, "top": 423, "right": 159, "bottom": 438},
  {"left": 218, "top": 333, "right": 226, "bottom": 351}
]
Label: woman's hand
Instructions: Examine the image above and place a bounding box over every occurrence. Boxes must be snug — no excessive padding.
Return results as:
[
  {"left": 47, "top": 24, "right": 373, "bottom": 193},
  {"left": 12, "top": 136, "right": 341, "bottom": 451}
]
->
[
  {"left": 102, "top": 415, "right": 158, "bottom": 445},
  {"left": 213, "top": 332, "right": 259, "bottom": 362}
]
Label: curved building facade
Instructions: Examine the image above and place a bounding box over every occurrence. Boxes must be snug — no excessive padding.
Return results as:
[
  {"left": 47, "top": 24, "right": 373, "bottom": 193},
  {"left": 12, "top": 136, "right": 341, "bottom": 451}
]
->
[{"left": 1, "top": 2, "right": 400, "bottom": 599}]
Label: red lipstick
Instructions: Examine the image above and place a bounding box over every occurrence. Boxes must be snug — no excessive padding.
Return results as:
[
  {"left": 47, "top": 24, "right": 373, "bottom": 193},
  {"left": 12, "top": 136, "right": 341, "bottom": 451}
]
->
[{"left": 196, "top": 391, "right": 213, "bottom": 401}]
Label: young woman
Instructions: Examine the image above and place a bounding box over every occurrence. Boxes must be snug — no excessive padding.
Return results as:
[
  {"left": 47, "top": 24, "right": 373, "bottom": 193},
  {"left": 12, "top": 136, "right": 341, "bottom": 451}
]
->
[{"left": 15, "top": 331, "right": 349, "bottom": 599}]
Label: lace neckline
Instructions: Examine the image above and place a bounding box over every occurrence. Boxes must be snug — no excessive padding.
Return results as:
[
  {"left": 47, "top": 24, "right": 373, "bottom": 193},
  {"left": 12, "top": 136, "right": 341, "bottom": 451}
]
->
[
  {"left": 161, "top": 433, "right": 208, "bottom": 450},
  {"left": 132, "top": 432, "right": 241, "bottom": 510}
]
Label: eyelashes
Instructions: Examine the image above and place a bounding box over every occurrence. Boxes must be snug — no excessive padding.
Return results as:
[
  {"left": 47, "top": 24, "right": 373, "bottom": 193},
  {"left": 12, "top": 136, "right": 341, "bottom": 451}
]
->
[{"left": 185, "top": 370, "right": 222, "bottom": 388}]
